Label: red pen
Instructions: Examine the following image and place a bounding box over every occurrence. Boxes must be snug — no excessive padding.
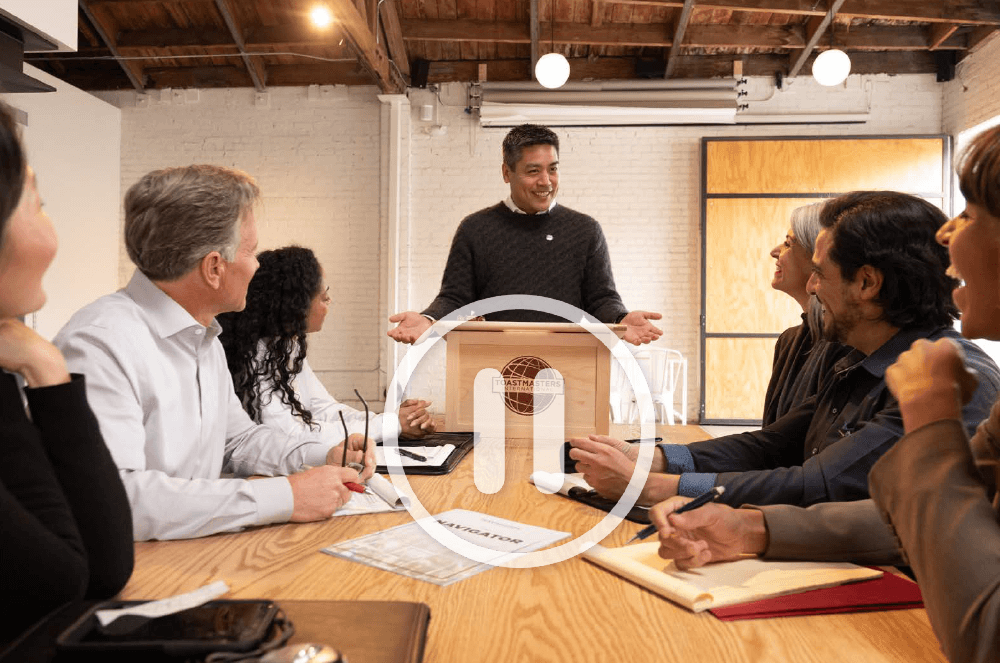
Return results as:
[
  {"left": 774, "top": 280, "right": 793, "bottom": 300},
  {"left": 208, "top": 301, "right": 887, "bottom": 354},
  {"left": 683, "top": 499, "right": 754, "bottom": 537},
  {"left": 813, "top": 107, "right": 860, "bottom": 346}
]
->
[{"left": 345, "top": 482, "right": 365, "bottom": 493}]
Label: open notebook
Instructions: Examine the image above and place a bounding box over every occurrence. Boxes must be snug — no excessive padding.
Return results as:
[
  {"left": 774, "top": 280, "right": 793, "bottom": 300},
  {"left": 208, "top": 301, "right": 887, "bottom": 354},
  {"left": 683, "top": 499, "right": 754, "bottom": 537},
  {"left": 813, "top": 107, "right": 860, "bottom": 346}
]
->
[{"left": 583, "top": 542, "right": 882, "bottom": 613}]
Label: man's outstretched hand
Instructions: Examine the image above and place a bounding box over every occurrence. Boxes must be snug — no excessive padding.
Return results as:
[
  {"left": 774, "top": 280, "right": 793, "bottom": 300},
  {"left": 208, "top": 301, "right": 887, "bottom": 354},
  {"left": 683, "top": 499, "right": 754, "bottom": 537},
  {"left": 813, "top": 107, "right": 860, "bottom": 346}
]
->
[
  {"left": 388, "top": 311, "right": 433, "bottom": 344},
  {"left": 621, "top": 310, "right": 663, "bottom": 345}
]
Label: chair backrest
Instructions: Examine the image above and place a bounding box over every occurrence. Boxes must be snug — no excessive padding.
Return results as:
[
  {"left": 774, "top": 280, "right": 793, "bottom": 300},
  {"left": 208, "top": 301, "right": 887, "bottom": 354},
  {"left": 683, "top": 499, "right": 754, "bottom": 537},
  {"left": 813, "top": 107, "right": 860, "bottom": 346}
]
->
[{"left": 645, "top": 347, "right": 682, "bottom": 396}]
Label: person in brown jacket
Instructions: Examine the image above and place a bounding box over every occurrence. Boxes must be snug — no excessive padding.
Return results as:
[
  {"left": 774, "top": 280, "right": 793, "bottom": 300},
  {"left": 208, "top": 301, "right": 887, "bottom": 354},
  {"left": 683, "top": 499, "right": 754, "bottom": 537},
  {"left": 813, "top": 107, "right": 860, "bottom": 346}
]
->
[{"left": 648, "top": 124, "right": 1000, "bottom": 663}]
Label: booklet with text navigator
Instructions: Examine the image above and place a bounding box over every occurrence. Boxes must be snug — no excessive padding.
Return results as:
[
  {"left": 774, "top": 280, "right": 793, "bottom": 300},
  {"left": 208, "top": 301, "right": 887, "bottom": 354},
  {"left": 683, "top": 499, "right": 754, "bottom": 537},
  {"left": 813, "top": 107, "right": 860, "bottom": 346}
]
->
[
  {"left": 583, "top": 542, "right": 883, "bottom": 613},
  {"left": 321, "top": 509, "right": 569, "bottom": 585}
]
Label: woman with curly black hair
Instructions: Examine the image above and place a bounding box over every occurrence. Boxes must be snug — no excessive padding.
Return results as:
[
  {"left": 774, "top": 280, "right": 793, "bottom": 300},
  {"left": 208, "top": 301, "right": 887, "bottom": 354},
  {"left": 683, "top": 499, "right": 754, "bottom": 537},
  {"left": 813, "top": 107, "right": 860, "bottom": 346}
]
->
[{"left": 219, "top": 246, "right": 434, "bottom": 443}]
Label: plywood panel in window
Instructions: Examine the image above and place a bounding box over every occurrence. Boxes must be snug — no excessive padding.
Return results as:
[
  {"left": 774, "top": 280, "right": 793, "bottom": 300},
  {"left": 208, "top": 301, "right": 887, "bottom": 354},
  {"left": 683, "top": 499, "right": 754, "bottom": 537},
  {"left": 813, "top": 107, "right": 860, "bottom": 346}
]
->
[
  {"left": 704, "top": 337, "right": 776, "bottom": 421},
  {"left": 706, "top": 139, "right": 945, "bottom": 194},
  {"left": 705, "top": 198, "right": 825, "bottom": 334}
]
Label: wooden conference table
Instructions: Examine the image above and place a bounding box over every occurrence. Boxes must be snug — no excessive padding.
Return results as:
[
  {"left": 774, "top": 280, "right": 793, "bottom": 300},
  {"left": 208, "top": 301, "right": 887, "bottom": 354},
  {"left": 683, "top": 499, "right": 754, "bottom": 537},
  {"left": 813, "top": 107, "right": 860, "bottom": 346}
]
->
[{"left": 121, "top": 425, "right": 946, "bottom": 663}]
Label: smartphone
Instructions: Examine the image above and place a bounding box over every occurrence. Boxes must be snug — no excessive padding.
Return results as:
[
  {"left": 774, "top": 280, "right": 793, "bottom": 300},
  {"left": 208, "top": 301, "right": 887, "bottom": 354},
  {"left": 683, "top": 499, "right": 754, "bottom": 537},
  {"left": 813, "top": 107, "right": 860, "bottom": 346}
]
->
[
  {"left": 56, "top": 599, "right": 278, "bottom": 659},
  {"left": 562, "top": 437, "right": 663, "bottom": 473}
]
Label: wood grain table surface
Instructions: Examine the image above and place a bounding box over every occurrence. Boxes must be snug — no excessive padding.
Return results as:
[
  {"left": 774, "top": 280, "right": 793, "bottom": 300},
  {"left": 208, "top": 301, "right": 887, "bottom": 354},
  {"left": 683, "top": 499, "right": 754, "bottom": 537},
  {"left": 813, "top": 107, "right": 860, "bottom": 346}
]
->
[{"left": 122, "top": 424, "right": 945, "bottom": 663}]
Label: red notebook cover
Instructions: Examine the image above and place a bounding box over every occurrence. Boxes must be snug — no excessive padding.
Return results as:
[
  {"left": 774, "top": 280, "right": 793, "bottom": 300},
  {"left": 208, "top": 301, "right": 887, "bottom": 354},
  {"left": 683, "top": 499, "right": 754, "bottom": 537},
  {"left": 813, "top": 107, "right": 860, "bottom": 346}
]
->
[{"left": 710, "top": 570, "right": 923, "bottom": 621}]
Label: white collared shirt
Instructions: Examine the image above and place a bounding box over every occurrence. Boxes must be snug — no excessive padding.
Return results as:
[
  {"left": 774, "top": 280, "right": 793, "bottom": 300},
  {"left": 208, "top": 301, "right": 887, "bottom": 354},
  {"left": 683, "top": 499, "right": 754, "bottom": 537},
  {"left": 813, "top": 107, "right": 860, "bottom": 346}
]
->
[
  {"left": 503, "top": 195, "right": 557, "bottom": 215},
  {"left": 54, "top": 271, "right": 334, "bottom": 541},
  {"left": 254, "top": 341, "right": 390, "bottom": 442}
]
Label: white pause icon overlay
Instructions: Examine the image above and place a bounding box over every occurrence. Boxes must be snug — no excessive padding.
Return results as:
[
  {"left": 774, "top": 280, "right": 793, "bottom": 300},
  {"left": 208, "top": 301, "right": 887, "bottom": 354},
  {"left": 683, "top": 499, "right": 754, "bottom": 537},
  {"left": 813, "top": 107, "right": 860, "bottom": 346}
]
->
[{"left": 473, "top": 367, "right": 566, "bottom": 494}]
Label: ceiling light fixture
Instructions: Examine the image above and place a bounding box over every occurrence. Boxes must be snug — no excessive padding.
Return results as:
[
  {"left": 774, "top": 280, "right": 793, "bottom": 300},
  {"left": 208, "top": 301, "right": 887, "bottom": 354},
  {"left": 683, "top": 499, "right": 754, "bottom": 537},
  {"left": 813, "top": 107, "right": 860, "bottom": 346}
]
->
[
  {"left": 310, "top": 5, "right": 333, "bottom": 29},
  {"left": 534, "top": 14, "right": 569, "bottom": 89},
  {"left": 812, "top": 22, "right": 851, "bottom": 86}
]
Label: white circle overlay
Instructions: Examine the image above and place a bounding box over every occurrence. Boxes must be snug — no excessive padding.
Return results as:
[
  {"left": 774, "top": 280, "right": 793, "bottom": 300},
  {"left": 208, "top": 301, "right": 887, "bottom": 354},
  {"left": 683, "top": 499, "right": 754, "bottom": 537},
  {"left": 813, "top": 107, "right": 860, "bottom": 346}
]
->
[{"left": 383, "top": 295, "right": 657, "bottom": 568}]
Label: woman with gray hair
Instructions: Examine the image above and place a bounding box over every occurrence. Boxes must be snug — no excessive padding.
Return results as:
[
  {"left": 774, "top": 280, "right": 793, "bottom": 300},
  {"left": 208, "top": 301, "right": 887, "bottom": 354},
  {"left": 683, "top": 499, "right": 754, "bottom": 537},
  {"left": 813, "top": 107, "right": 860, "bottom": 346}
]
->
[{"left": 763, "top": 201, "right": 848, "bottom": 426}]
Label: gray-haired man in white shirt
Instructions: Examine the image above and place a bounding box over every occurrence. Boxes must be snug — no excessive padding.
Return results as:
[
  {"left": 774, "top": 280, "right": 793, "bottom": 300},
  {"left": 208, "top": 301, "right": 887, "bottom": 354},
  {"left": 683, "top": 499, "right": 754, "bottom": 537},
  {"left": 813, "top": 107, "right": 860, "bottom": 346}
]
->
[{"left": 55, "top": 165, "right": 372, "bottom": 541}]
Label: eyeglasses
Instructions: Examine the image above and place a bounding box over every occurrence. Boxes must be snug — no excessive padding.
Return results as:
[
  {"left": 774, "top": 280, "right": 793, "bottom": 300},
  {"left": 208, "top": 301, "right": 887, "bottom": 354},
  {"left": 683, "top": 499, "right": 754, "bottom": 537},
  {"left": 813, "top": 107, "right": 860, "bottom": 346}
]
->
[{"left": 338, "top": 388, "right": 369, "bottom": 472}]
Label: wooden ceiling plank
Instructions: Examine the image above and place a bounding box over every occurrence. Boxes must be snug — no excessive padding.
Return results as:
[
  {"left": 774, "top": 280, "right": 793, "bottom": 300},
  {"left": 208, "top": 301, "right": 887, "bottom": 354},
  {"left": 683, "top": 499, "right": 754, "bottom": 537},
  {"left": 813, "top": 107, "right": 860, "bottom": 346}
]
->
[
  {"left": 213, "top": 0, "right": 266, "bottom": 91},
  {"left": 380, "top": 0, "right": 411, "bottom": 77},
  {"left": 685, "top": 24, "right": 805, "bottom": 48},
  {"left": 78, "top": 0, "right": 145, "bottom": 91},
  {"left": 118, "top": 27, "right": 233, "bottom": 49},
  {"left": 961, "top": 26, "right": 998, "bottom": 59},
  {"left": 788, "top": 0, "right": 848, "bottom": 78},
  {"left": 664, "top": 0, "right": 695, "bottom": 78},
  {"left": 592, "top": 1, "right": 604, "bottom": 27},
  {"left": 601, "top": 0, "right": 1000, "bottom": 24},
  {"left": 817, "top": 25, "right": 967, "bottom": 51},
  {"left": 928, "top": 23, "right": 959, "bottom": 51},
  {"left": 329, "top": 0, "right": 402, "bottom": 93},
  {"left": 403, "top": 19, "right": 810, "bottom": 48},
  {"left": 530, "top": 0, "right": 540, "bottom": 77}
]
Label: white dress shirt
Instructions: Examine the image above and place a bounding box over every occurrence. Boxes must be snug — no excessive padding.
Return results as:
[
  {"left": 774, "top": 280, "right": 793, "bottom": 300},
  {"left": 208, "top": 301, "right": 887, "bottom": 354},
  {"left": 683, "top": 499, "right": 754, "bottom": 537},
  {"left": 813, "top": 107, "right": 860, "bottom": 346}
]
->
[
  {"left": 255, "top": 341, "right": 392, "bottom": 443},
  {"left": 54, "top": 271, "right": 334, "bottom": 541}
]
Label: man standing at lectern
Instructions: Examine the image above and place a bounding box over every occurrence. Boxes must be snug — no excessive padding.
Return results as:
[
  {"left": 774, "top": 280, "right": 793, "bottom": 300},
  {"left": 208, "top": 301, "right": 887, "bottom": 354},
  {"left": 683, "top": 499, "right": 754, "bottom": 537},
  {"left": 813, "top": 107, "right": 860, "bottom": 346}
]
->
[{"left": 387, "top": 124, "right": 662, "bottom": 345}]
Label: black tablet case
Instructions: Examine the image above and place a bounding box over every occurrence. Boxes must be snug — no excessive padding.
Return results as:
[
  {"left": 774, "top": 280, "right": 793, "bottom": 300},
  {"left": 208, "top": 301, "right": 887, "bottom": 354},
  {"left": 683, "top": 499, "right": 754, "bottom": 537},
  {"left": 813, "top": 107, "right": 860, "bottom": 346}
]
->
[
  {"left": 1, "top": 600, "right": 430, "bottom": 663},
  {"left": 376, "top": 432, "right": 474, "bottom": 475}
]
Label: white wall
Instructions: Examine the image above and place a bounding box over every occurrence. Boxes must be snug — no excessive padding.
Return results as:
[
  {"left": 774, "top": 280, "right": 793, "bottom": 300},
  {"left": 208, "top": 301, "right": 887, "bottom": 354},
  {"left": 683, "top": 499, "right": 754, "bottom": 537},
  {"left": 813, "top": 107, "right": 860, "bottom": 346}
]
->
[
  {"left": 0, "top": 0, "right": 77, "bottom": 51},
  {"left": 943, "top": 35, "right": 1000, "bottom": 137},
  {"left": 2, "top": 64, "right": 120, "bottom": 340},
  {"left": 95, "top": 85, "right": 386, "bottom": 408}
]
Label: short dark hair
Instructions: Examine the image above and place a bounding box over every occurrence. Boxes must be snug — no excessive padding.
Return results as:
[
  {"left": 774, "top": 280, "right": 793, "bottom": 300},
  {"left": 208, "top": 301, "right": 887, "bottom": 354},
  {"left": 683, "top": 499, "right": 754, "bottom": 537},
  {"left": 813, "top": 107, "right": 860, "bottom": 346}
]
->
[
  {"left": 0, "top": 103, "right": 27, "bottom": 238},
  {"left": 958, "top": 124, "right": 1000, "bottom": 218},
  {"left": 218, "top": 246, "right": 323, "bottom": 427},
  {"left": 502, "top": 124, "right": 559, "bottom": 171},
  {"left": 819, "top": 191, "right": 958, "bottom": 329}
]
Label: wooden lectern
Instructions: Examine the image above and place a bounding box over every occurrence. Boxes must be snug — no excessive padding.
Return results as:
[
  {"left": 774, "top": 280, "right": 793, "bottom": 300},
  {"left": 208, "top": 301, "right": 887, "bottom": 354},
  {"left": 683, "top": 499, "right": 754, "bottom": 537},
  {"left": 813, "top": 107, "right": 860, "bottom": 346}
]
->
[{"left": 443, "top": 321, "right": 627, "bottom": 439}]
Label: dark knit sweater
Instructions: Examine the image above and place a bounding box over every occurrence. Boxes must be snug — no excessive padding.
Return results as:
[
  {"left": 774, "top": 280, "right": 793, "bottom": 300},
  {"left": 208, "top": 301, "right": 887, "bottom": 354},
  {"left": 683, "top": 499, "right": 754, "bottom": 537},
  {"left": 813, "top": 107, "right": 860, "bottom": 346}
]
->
[
  {"left": 762, "top": 317, "right": 850, "bottom": 427},
  {"left": 422, "top": 202, "right": 628, "bottom": 323}
]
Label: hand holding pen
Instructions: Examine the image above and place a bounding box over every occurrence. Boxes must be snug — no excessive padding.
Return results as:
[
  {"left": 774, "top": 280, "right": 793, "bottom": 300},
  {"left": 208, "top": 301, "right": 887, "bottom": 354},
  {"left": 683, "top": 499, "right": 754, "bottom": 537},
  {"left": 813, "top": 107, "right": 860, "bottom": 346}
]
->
[{"left": 625, "top": 486, "right": 726, "bottom": 544}]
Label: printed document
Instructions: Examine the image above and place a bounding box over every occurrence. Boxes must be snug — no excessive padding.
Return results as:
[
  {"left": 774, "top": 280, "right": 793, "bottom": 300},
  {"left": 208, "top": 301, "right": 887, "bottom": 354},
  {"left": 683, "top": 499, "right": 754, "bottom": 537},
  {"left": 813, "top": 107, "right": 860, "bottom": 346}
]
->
[
  {"left": 321, "top": 509, "right": 569, "bottom": 585},
  {"left": 332, "top": 474, "right": 409, "bottom": 516},
  {"left": 377, "top": 444, "right": 455, "bottom": 468}
]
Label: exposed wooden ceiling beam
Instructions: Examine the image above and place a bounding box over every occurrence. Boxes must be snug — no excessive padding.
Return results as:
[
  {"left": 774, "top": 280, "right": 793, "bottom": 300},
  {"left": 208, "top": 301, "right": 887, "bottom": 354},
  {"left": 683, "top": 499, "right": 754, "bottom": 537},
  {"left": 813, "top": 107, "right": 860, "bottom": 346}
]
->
[
  {"left": 213, "top": 0, "right": 266, "bottom": 92},
  {"left": 78, "top": 0, "right": 145, "bottom": 91},
  {"left": 788, "top": 0, "right": 848, "bottom": 78},
  {"left": 592, "top": 1, "right": 604, "bottom": 28},
  {"left": 329, "top": 0, "right": 403, "bottom": 93},
  {"left": 928, "top": 23, "right": 959, "bottom": 51},
  {"left": 379, "top": 0, "right": 410, "bottom": 79},
  {"left": 530, "top": 0, "right": 540, "bottom": 81},
  {"left": 429, "top": 50, "right": 937, "bottom": 84},
  {"left": 961, "top": 26, "right": 999, "bottom": 59},
  {"left": 664, "top": 0, "right": 695, "bottom": 79},
  {"left": 601, "top": 0, "right": 1000, "bottom": 24},
  {"left": 111, "top": 19, "right": 969, "bottom": 53}
]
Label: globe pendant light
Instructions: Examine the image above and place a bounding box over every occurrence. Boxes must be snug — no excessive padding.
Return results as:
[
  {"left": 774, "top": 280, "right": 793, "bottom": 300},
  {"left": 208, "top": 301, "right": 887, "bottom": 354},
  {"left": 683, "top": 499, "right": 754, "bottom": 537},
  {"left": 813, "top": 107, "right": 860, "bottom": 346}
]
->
[
  {"left": 812, "top": 48, "right": 852, "bottom": 86},
  {"left": 535, "top": 52, "right": 570, "bottom": 89}
]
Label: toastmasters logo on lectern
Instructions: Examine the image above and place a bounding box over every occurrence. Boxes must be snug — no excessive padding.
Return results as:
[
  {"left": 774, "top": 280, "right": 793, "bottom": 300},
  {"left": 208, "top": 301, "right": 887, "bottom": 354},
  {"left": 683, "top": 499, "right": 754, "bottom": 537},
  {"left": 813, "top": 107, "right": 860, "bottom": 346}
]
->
[{"left": 493, "top": 355, "right": 565, "bottom": 416}]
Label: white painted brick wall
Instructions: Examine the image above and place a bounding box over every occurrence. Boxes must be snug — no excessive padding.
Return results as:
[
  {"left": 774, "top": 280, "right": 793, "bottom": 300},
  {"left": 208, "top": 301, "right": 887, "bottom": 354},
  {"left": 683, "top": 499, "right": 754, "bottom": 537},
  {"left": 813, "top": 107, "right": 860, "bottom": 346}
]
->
[
  {"left": 100, "top": 86, "right": 386, "bottom": 409},
  {"left": 101, "top": 69, "right": 983, "bottom": 422},
  {"left": 943, "top": 35, "right": 1000, "bottom": 135}
]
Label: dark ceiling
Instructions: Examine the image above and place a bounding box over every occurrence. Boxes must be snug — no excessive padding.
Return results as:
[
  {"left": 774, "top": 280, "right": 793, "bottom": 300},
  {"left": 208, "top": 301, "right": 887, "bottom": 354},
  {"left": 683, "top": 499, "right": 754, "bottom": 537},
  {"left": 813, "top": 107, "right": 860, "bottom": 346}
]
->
[{"left": 24, "top": 1, "right": 1000, "bottom": 94}]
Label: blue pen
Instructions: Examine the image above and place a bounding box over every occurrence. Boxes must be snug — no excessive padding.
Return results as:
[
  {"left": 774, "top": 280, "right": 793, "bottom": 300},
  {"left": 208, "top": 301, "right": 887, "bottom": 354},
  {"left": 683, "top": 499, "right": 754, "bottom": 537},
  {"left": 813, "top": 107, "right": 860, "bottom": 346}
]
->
[{"left": 625, "top": 486, "right": 726, "bottom": 545}]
